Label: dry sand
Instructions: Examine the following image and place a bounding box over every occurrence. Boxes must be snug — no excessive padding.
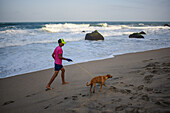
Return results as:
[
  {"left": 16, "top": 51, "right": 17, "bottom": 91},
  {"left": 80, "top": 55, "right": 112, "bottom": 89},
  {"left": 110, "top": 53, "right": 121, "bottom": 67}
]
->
[{"left": 0, "top": 48, "right": 170, "bottom": 113}]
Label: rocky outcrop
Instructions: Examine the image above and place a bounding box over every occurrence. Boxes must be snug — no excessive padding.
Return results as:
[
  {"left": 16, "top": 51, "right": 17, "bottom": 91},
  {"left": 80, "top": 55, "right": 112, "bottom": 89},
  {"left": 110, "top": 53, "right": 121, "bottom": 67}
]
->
[
  {"left": 129, "top": 33, "right": 144, "bottom": 38},
  {"left": 164, "top": 24, "right": 170, "bottom": 27},
  {"left": 85, "top": 30, "right": 104, "bottom": 40},
  {"left": 139, "top": 31, "right": 146, "bottom": 35}
]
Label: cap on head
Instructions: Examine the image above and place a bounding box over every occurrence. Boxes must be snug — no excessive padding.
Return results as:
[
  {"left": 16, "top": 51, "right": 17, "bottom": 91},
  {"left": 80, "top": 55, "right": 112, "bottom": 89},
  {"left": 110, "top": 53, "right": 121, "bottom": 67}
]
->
[{"left": 58, "top": 39, "right": 66, "bottom": 44}]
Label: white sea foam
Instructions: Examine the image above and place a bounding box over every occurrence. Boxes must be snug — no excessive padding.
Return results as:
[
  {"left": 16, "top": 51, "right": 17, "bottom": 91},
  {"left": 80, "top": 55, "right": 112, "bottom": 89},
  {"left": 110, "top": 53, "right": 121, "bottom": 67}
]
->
[
  {"left": 121, "top": 25, "right": 170, "bottom": 30},
  {"left": 139, "top": 23, "right": 144, "bottom": 26},
  {"left": 97, "top": 23, "right": 108, "bottom": 27},
  {"left": 0, "top": 29, "right": 28, "bottom": 34},
  {"left": 42, "top": 23, "right": 170, "bottom": 34},
  {"left": 42, "top": 23, "right": 90, "bottom": 33},
  {"left": 42, "top": 24, "right": 123, "bottom": 33}
]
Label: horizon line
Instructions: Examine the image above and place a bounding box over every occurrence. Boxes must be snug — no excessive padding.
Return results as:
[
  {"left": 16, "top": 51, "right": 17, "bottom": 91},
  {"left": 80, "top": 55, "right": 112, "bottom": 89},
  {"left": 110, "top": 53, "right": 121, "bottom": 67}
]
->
[{"left": 0, "top": 20, "right": 170, "bottom": 23}]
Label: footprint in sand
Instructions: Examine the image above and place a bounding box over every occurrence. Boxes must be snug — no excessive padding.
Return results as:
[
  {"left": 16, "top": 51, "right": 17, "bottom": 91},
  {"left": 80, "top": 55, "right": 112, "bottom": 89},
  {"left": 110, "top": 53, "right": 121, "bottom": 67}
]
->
[
  {"left": 82, "top": 94, "right": 89, "bottom": 97},
  {"left": 63, "top": 93, "right": 88, "bottom": 102},
  {"left": 137, "top": 85, "right": 144, "bottom": 90},
  {"left": 124, "top": 84, "right": 134, "bottom": 87},
  {"left": 64, "top": 97, "right": 68, "bottom": 100},
  {"left": 111, "top": 98, "right": 122, "bottom": 104},
  {"left": 96, "top": 103, "right": 106, "bottom": 109},
  {"left": 44, "top": 104, "right": 51, "bottom": 109},
  {"left": 144, "top": 62, "right": 157, "bottom": 68},
  {"left": 2, "top": 100, "right": 15, "bottom": 106},
  {"left": 129, "top": 96, "right": 137, "bottom": 100},
  {"left": 140, "top": 72, "right": 145, "bottom": 75},
  {"left": 109, "top": 86, "right": 117, "bottom": 92},
  {"left": 155, "top": 100, "right": 170, "bottom": 107},
  {"left": 144, "top": 75, "right": 154, "bottom": 83},
  {"left": 143, "top": 59, "right": 153, "bottom": 63},
  {"left": 162, "top": 62, "right": 170, "bottom": 67},
  {"left": 153, "top": 89, "right": 162, "bottom": 94},
  {"left": 109, "top": 86, "right": 131, "bottom": 94},
  {"left": 145, "top": 87, "right": 153, "bottom": 92},
  {"left": 72, "top": 96, "right": 78, "bottom": 100},
  {"left": 129, "top": 70, "right": 141, "bottom": 74},
  {"left": 112, "top": 82, "right": 119, "bottom": 85},
  {"left": 82, "top": 95, "right": 86, "bottom": 97},
  {"left": 141, "top": 94, "right": 149, "bottom": 101},
  {"left": 57, "top": 101, "right": 63, "bottom": 104},
  {"left": 125, "top": 107, "right": 142, "bottom": 113},
  {"left": 119, "top": 89, "right": 131, "bottom": 94},
  {"left": 25, "top": 93, "right": 36, "bottom": 97},
  {"left": 113, "top": 77, "right": 123, "bottom": 80},
  {"left": 115, "top": 105, "right": 127, "bottom": 111}
]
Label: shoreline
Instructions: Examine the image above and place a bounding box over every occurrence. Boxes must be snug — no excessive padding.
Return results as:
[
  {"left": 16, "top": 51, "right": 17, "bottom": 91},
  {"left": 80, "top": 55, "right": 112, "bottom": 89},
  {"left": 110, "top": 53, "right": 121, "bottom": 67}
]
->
[
  {"left": 0, "top": 47, "right": 170, "bottom": 113},
  {"left": 1, "top": 47, "right": 170, "bottom": 79}
]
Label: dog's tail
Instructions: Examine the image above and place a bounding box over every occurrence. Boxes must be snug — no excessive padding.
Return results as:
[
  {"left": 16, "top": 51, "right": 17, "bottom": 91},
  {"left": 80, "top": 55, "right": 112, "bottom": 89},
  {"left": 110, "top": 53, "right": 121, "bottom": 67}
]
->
[{"left": 86, "top": 82, "right": 91, "bottom": 86}]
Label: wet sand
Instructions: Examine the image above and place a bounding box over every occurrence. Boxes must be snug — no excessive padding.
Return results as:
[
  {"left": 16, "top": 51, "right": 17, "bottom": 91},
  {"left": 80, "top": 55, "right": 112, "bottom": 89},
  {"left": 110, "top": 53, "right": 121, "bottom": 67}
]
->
[{"left": 0, "top": 48, "right": 170, "bottom": 113}]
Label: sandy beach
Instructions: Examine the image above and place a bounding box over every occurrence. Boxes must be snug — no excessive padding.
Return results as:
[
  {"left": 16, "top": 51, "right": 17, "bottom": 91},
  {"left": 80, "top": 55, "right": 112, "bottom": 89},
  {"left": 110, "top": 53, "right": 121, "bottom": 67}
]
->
[{"left": 0, "top": 48, "right": 170, "bottom": 113}]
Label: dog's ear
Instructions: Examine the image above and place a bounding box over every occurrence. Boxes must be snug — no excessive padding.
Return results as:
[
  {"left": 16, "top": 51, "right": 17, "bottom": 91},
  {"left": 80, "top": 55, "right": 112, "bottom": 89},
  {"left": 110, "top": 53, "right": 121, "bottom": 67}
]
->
[{"left": 107, "top": 74, "right": 112, "bottom": 78}]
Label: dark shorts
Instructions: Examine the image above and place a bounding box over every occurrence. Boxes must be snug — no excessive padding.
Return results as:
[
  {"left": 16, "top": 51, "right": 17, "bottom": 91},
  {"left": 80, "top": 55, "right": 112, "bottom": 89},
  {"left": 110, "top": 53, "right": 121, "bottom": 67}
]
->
[{"left": 54, "top": 64, "right": 63, "bottom": 71}]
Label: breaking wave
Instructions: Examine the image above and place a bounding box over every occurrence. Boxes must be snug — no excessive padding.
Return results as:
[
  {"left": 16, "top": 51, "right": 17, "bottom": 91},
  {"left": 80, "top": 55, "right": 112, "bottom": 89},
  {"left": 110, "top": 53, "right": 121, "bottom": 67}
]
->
[
  {"left": 0, "top": 22, "right": 170, "bottom": 48},
  {"left": 42, "top": 23, "right": 90, "bottom": 33}
]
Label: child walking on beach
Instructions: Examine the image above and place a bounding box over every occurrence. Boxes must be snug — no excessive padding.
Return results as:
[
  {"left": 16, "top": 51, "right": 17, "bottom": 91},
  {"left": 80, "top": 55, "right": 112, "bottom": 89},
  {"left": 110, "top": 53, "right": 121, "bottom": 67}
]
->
[{"left": 46, "top": 39, "right": 72, "bottom": 90}]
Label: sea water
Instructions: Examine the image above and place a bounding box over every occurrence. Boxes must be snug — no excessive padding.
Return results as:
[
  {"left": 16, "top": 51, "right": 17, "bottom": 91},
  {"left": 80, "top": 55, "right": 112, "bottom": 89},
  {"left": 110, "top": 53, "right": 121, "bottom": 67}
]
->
[{"left": 0, "top": 22, "right": 170, "bottom": 78}]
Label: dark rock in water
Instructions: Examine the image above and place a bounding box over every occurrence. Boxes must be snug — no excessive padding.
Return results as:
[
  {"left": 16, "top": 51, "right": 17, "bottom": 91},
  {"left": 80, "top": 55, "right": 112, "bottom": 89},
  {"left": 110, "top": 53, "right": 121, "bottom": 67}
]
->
[
  {"left": 85, "top": 30, "right": 104, "bottom": 40},
  {"left": 129, "top": 33, "right": 144, "bottom": 38},
  {"left": 139, "top": 31, "right": 146, "bottom": 35},
  {"left": 164, "top": 24, "right": 170, "bottom": 27}
]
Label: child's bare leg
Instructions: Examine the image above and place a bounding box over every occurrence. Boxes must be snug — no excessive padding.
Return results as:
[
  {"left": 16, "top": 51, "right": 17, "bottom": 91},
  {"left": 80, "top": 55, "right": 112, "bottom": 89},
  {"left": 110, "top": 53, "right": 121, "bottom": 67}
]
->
[
  {"left": 61, "top": 67, "right": 69, "bottom": 84},
  {"left": 46, "top": 71, "right": 59, "bottom": 89}
]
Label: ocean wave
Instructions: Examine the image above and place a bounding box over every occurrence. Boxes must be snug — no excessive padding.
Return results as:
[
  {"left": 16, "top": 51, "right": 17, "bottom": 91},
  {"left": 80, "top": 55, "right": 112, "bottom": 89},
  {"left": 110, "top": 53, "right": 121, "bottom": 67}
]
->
[
  {"left": 139, "top": 23, "right": 144, "bottom": 26},
  {"left": 0, "top": 23, "right": 18, "bottom": 26},
  {"left": 1, "top": 23, "right": 170, "bottom": 48},
  {"left": 0, "top": 29, "right": 28, "bottom": 34},
  {"left": 42, "top": 23, "right": 90, "bottom": 33},
  {"left": 42, "top": 23, "right": 170, "bottom": 33},
  {"left": 121, "top": 25, "right": 170, "bottom": 29},
  {"left": 89, "top": 23, "right": 108, "bottom": 27},
  {"left": 102, "top": 31, "right": 134, "bottom": 37},
  {"left": 0, "top": 40, "right": 58, "bottom": 48},
  {"left": 42, "top": 23, "right": 124, "bottom": 33},
  {"left": 0, "top": 28, "right": 43, "bottom": 36},
  {"left": 0, "top": 36, "right": 85, "bottom": 48}
]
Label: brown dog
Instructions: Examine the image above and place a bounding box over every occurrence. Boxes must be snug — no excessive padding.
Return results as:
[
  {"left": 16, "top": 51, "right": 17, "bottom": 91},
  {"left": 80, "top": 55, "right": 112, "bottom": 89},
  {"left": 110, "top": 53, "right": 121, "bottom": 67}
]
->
[{"left": 86, "top": 74, "right": 112, "bottom": 93}]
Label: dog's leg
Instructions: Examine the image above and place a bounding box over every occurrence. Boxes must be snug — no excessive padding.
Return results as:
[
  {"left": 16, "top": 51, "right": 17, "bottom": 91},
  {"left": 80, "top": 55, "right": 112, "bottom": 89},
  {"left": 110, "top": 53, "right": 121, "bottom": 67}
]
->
[
  {"left": 99, "top": 83, "right": 103, "bottom": 92},
  {"left": 103, "top": 83, "right": 107, "bottom": 87},
  {"left": 93, "top": 83, "right": 96, "bottom": 93},
  {"left": 90, "top": 84, "right": 93, "bottom": 93}
]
